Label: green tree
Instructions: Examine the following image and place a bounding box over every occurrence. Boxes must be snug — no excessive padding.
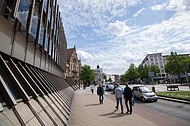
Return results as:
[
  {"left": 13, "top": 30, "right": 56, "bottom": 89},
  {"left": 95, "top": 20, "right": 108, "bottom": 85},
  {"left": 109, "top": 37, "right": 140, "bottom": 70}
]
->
[
  {"left": 108, "top": 77, "right": 112, "bottom": 82},
  {"left": 80, "top": 65, "right": 95, "bottom": 86},
  {"left": 120, "top": 74, "right": 127, "bottom": 82},
  {"left": 125, "top": 63, "right": 140, "bottom": 82},
  {"left": 165, "top": 52, "right": 184, "bottom": 75},
  {"left": 104, "top": 75, "right": 107, "bottom": 82},
  {"left": 150, "top": 65, "right": 160, "bottom": 77},
  {"left": 137, "top": 64, "right": 150, "bottom": 80}
]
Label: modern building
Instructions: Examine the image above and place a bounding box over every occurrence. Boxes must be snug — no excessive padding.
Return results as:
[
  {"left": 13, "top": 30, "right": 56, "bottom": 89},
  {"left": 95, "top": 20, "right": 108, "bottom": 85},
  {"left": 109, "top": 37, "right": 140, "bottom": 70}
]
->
[
  {"left": 94, "top": 65, "right": 104, "bottom": 84},
  {"left": 66, "top": 46, "right": 82, "bottom": 87},
  {"left": 0, "top": 0, "right": 77, "bottom": 125},
  {"left": 141, "top": 53, "right": 166, "bottom": 77},
  {"left": 141, "top": 53, "right": 190, "bottom": 77}
]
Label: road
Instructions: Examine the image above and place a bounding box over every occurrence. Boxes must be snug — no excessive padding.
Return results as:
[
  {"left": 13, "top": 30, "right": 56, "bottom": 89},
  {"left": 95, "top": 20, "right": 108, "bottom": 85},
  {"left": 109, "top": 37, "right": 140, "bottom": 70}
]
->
[{"left": 105, "top": 91, "right": 190, "bottom": 126}]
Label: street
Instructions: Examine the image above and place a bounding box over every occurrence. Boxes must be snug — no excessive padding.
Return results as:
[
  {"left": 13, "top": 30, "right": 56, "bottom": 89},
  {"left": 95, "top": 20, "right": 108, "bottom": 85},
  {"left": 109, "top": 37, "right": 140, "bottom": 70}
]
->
[{"left": 105, "top": 91, "right": 190, "bottom": 126}]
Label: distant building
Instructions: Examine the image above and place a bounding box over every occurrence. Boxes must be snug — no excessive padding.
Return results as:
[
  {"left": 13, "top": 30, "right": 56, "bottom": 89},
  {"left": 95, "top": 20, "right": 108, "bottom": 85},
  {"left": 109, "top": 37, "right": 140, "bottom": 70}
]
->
[
  {"left": 66, "top": 46, "right": 82, "bottom": 86},
  {"left": 142, "top": 53, "right": 190, "bottom": 77},
  {"left": 107, "top": 74, "right": 115, "bottom": 82},
  {"left": 94, "top": 65, "right": 104, "bottom": 84},
  {"left": 141, "top": 53, "right": 166, "bottom": 77}
]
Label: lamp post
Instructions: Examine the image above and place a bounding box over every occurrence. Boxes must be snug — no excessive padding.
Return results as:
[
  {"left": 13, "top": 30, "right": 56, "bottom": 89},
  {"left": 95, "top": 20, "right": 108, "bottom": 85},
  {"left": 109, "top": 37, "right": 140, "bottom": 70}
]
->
[{"left": 183, "top": 64, "right": 189, "bottom": 89}]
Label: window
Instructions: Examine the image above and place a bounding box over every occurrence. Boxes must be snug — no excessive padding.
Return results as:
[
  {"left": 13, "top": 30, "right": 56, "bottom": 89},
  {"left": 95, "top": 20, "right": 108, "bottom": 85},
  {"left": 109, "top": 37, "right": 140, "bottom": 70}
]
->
[
  {"left": 49, "top": 40, "right": 52, "bottom": 55},
  {"left": 160, "top": 58, "right": 162, "bottom": 60},
  {"left": 51, "top": 15, "right": 54, "bottom": 30},
  {"left": 161, "top": 70, "right": 164, "bottom": 72},
  {"left": 160, "top": 62, "right": 163, "bottom": 64},
  {"left": 48, "top": 6, "right": 51, "bottom": 22},
  {"left": 16, "top": 0, "right": 30, "bottom": 28},
  {"left": 151, "top": 63, "right": 154, "bottom": 65},
  {"left": 161, "top": 66, "right": 163, "bottom": 68},
  {"left": 155, "top": 58, "right": 157, "bottom": 61},
  {"left": 52, "top": 45, "right": 55, "bottom": 59},
  {"left": 39, "top": 25, "right": 44, "bottom": 46},
  {"left": 1, "top": 0, "right": 16, "bottom": 17},
  {"left": 156, "top": 62, "right": 158, "bottom": 65},
  {"left": 43, "top": 0, "right": 47, "bottom": 13},
  {"left": 31, "top": 11, "right": 38, "bottom": 39},
  {"left": 154, "top": 55, "right": 157, "bottom": 57},
  {"left": 45, "top": 34, "right": 48, "bottom": 51},
  {"left": 151, "top": 59, "right": 153, "bottom": 61}
]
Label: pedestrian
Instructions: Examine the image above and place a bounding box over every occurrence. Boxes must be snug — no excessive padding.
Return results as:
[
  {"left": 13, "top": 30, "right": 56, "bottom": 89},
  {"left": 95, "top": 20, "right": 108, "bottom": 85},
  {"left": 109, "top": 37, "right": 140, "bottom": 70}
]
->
[
  {"left": 90, "top": 83, "right": 95, "bottom": 94},
  {"left": 115, "top": 83, "right": 123, "bottom": 114},
  {"left": 97, "top": 83, "right": 104, "bottom": 104},
  {"left": 123, "top": 83, "right": 133, "bottom": 114}
]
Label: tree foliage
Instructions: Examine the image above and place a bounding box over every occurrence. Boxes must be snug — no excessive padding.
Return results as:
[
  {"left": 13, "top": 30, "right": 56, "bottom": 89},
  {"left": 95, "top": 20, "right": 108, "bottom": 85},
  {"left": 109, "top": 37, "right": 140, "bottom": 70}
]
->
[
  {"left": 165, "top": 51, "right": 186, "bottom": 75},
  {"left": 108, "top": 77, "right": 112, "bottom": 82},
  {"left": 137, "top": 64, "right": 150, "bottom": 79},
  {"left": 124, "top": 63, "right": 140, "bottom": 81},
  {"left": 150, "top": 65, "right": 160, "bottom": 77},
  {"left": 104, "top": 75, "right": 107, "bottom": 82},
  {"left": 80, "top": 65, "right": 95, "bottom": 85}
]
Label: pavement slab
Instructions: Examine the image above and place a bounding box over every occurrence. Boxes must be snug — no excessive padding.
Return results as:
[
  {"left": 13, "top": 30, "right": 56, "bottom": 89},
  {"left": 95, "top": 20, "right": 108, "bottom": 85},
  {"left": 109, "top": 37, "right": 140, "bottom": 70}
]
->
[{"left": 70, "top": 89, "right": 158, "bottom": 126}]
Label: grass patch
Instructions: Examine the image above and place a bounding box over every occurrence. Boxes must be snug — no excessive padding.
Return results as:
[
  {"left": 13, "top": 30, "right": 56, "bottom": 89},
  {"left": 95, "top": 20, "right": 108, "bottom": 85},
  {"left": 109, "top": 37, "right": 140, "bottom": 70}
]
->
[{"left": 156, "top": 91, "right": 190, "bottom": 100}]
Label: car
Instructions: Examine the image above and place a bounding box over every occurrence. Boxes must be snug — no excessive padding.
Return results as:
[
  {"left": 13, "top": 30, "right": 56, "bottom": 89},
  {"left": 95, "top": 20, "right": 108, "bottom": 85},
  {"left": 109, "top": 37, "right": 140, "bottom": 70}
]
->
[
  {"left": 133, "top": 86, "right": 158, "bottom": 102},
  {"left": 105, "top": 84, "right": 114, "bottom": 91},
  {"left": 113, "top": 85, "right": 126, "bottom": 93}
]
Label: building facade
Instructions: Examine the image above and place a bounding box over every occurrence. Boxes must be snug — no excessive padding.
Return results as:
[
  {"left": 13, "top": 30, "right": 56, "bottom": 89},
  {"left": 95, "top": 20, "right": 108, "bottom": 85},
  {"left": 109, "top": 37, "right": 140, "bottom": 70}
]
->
[
  {"left": 94, "top": 65, "right": 104, "bottom": 84},
  {"left": 141, "top": 53, "right": 166, "bottom": 77},
  {"left": 0, "top": 0, "right": 76, "bottom": 125},
  {"left": 66, "top": 46, "right": 82, "bottom": 86}
]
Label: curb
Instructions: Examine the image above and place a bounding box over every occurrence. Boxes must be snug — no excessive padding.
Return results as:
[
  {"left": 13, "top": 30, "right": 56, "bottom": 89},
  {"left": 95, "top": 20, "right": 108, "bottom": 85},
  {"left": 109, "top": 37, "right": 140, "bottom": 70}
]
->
[{"left": 158, "top": 96, "right": 190, "bottom": 104}]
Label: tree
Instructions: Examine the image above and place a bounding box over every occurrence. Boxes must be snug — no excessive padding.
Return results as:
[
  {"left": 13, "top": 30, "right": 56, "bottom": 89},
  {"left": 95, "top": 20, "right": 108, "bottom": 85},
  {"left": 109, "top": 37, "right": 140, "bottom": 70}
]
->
[
  {"left": 120, "top": 74, "right": 127, "bottom": 82},
  {"left": 165, "top": 52, "right": 184, "bottom": 75},
  {"left": 137, "top": 64, "right": 150, "bottom": 80},
  {"left": 150, "top": 65, "right": 160, "bottom": 77},
  {"left": 125, "top": 63, "right": 140, "bottom": 82},
  {"left": 104, "top": 75, "right": 107, "bottom": 82},
  {"left": 108, "top": 77, "right": 112, "bottom": 82},
  {"left": 80, "top": 65, "right": 95, "bottom": 86}
]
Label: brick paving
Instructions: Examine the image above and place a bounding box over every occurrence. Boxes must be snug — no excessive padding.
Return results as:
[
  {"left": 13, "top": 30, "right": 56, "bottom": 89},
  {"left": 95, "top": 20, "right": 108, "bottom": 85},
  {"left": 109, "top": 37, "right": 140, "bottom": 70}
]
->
[{"left": 70, "top": 87, "right": 158, "bottom": 126}]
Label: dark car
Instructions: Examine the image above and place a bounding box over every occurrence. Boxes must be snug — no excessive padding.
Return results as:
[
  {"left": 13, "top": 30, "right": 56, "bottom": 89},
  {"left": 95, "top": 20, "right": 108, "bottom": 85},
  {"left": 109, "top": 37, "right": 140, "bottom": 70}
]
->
[{"left": 133, "top": 86, "right": 158, "bottom": 102}]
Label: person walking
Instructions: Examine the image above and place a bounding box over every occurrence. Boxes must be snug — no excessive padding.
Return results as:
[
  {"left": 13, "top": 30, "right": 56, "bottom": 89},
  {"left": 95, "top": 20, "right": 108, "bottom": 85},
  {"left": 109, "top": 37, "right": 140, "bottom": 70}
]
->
[
  {"left": 90, "top": 84, "right": 95, "bottom": 94},
  {"left": 97, "top": 83, "right": 104, "bottom": 104},
  {"left": 115, "top": 83, "right": 123, "bottom": 114},
  {"left": 123, "top": 83, "right": 133, "bottom": 114}
]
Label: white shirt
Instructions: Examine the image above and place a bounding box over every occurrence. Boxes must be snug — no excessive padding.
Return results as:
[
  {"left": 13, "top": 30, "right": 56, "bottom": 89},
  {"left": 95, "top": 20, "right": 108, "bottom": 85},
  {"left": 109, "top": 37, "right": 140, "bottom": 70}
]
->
[{"left": 115, "top": 87, "right": 123, "bottom": 99}]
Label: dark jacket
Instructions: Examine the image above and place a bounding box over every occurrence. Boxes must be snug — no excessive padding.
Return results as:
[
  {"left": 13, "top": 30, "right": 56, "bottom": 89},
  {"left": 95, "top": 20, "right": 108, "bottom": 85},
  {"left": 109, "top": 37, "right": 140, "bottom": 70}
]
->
[
  {"left": 124, "top": 86, "right": 132, "bottom": 99},
  {"left": 97, "top": 86, "right": 104, "bottom": 95}
]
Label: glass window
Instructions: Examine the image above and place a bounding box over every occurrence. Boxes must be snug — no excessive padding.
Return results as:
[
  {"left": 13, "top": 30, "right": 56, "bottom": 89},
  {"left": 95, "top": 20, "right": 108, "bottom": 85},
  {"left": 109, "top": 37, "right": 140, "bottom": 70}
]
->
[
  {"left": 43, "top": 0, "right": 47, "bottom": 13},
  {"left": 17, "top": 0, "right": 30, "bottom": 28},
  {"left": 151, "top": 63, "right": 154, "bottom": 65},
  {"left": 48, "top": 6, "right": 51, "bottom": 22},
  {"left": 160, "top": 62, "right": 162, "bottom": 64},
  {"left": 52, "top": 15, "right": 54, "bottom": 30},
  {"left": 45, "top": 34, "right": 48, "bottom": 51},
  {"left": 160, "top": 58, "right": 162, "bottom": 60},
  {"left": 154, "top": 55, "right": 157, "bottom": 57},
  {"left": 151, "top": 59, "right": 153, "bottom": 61},
  {"left": 31, "top": 11, "right": 38, "bottom": 39},
  {"left": 54, "top": 21, "right": 56, "bottom": 35},
  {"left": 155, "top": 58, "right": 157, "bottom": 61},
  {"left": 156, "top": 62, "right": 158, "bottom": 65},
  {"left": 1, "top": 0, "right": 16, "bottom": 16},
  {"left": 49, "top": 40, "right": 52, "bottom": 55},
  {"left": 39, "top": 25, "right": 44, "bottom": 46},
  {"left": 52, "top": 45, "right": 55, "bottom": 59},
  {"left": 161, "top": 66, "right": 163, "bottom": 68}
]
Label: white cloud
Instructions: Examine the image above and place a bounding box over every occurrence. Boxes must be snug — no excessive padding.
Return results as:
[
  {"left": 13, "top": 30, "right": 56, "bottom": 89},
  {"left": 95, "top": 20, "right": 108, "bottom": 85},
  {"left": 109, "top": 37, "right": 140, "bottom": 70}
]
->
[
  {"left": 77, "top": 50, "right": 93, "bottom": 61},
  {"left": 107, "top": 20, "right": 130, "bottom": 36},
  {"left": 133, "top": 8, "right": 145, "bottom": 17},
  {"left": 151, "top": 4, "right": 166, "bottom": 10},
  {"left": 167, "top": 0, "right": 190, "bottom": 13}
]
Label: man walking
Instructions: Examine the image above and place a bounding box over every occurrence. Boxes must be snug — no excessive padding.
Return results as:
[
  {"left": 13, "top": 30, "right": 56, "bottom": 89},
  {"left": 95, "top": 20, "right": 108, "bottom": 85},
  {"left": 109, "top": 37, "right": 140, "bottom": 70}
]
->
[
  {"left": 115, "top": 83, "right": 123, "bottom": 114},
  {"left": 97, "top": 83, "right": 104, "bottom": 104},
  {"left": 123, "top": 83, "right": 133, "bottom": 114}
]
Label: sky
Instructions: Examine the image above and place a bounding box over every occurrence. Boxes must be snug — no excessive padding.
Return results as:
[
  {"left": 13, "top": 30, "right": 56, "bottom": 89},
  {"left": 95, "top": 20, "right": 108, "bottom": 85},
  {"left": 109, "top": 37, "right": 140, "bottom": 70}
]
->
[{"left": 57, "top": 0, "right": 190, "bottom": 75}]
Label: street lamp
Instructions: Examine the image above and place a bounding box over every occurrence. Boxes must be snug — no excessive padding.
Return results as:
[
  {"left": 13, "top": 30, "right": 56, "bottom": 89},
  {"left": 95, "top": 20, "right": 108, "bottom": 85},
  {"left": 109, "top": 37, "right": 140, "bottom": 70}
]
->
[{"left": 183, "top": 64, "right": 189, "bottom": 89}]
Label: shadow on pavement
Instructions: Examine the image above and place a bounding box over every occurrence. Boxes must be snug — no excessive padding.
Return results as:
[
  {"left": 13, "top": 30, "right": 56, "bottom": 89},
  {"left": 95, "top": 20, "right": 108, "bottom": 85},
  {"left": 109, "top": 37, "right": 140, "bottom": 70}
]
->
[
  {"left": 85, "top": 103, "right": 100, "bottom": 106},
  {"left": 99, "top": 110, "right": 129, "bottom": 118},
  {"left": 99, "top": 110, "right": 117, "bottom": 116}
]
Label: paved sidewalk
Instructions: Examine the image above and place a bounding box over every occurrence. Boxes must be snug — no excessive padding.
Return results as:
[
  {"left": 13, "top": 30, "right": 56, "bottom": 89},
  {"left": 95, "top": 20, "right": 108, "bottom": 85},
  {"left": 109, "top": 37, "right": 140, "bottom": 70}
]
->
[{"left": 70, "top": 88, "right": 158, "bottom": 126}]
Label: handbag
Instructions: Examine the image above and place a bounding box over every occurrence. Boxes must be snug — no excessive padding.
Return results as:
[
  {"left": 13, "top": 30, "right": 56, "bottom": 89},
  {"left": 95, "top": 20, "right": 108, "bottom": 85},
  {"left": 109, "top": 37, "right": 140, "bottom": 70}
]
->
[{"left": 132, "top": 98, "right": 135, "bottom": 106}]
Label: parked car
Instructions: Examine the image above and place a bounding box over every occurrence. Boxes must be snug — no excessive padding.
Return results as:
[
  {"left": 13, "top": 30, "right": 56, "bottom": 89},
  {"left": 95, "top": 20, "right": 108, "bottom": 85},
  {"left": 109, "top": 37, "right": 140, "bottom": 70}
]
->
[
  {"left": 105, "top": 84, "right": 114, "bottom": 91},
  {"left": 133, "top": 86, "right": 158, "bottom": 102},
  {"left": 113, "top": 85, "right": 126, "bottom": 93}
]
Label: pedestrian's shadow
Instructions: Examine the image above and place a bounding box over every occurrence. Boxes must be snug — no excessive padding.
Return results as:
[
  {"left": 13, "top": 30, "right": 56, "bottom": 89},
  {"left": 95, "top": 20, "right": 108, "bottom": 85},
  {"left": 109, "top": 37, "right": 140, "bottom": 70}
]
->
[
  {"left": 85, "top": 103, "right": 100, "bottom": 106},
  {"left": 99, "top": 110, "right": 117, "bottom": 116},
  {"left": 99, "top": 110, "right": 128, "bottom": 118}
]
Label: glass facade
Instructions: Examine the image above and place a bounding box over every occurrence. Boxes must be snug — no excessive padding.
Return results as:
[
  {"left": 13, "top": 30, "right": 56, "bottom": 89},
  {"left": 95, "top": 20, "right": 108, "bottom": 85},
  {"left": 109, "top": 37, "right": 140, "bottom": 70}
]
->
[
  {"left": 31, "top": 11, "right": 39, "bottom": 39},
  {"left": 39, "top": 25, "right": 44, "bottom": 46},
  {"left": 45, "top": 34, "right": 49, "bottom": 51},
  {"left": 17, "top": 0, "right": 30, "bottom": 28},
  {"left": 52, "top": 45, "right": 55, "bottom": 59},
  {"left": 43, "top": 0, "right": 47, "bottom": 13},
  {"left": 49, "top": 40, "right": 52, "bottom": 55}
]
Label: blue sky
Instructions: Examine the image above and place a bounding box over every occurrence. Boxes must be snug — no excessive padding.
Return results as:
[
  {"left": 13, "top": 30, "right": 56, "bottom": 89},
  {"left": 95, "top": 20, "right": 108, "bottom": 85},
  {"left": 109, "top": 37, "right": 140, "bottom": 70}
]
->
[{"left": 57, "top": 0, "right": 190, "bottom": 75}]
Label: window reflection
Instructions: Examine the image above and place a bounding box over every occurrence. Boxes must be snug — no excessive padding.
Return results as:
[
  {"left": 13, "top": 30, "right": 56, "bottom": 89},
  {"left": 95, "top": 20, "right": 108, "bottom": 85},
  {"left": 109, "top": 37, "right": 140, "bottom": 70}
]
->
[
  {"left": 17, "top": 0, "right": 30, "bottom": 28},
  {"left": 52, "top": 45, "right": 55, "bottom": 59},
  {"left": 31, "top": 11, "right": 38, "bottom": 39},
  {"left": 52, "top": 15, "right": 54, "bottom": 30},
  {"left": 49, "top": 40, "right": 52, "bottom": 55},
  {"left": 45, "top": 34, "right": 48, "bottom": 51},
  {"left": 39, "top": 25, "right": 44, "bottom": 46},
  {"left": 48, "top": 6, "right": 51, "bottom": 22},
  {"left": 43, "top": 0, "right": 47, "bottom": 13}
]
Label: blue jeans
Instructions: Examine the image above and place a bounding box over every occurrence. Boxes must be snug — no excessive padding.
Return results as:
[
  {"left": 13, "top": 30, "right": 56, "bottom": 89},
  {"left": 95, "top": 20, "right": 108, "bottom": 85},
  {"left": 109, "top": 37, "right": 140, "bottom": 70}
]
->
[
  {"left": 116, "top": 98, "right": 123, "bottom": 113},
  {"left": 99, "top": 95, "right": 104, "bottom": 104}
]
